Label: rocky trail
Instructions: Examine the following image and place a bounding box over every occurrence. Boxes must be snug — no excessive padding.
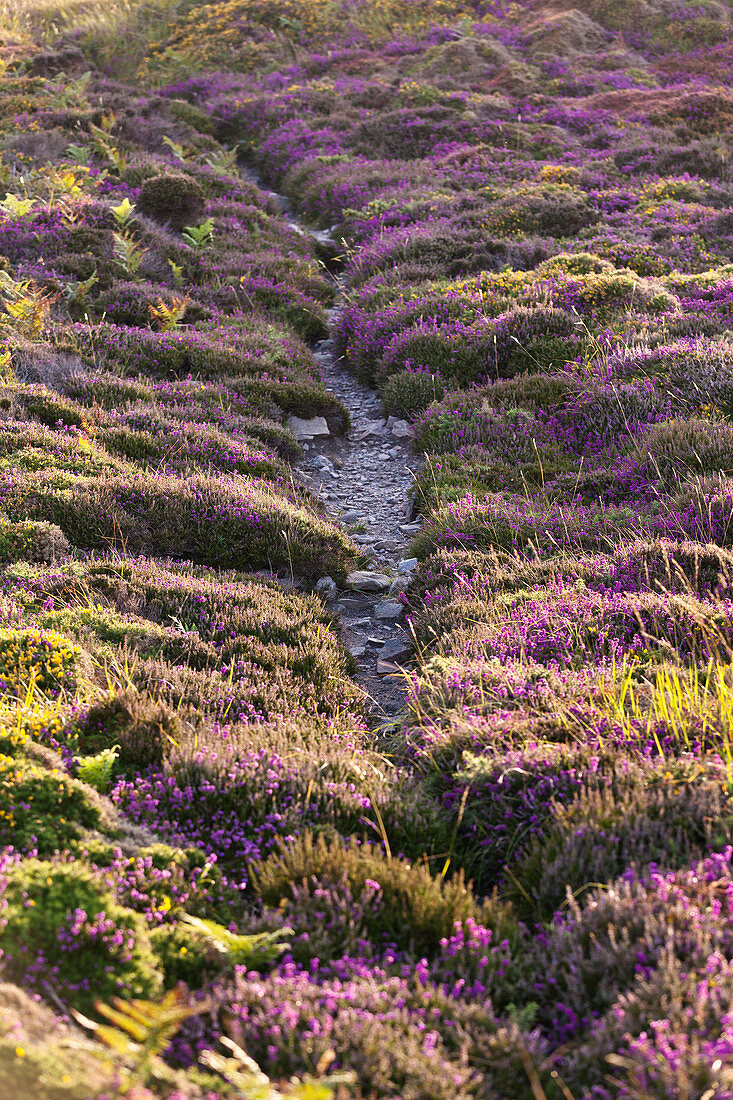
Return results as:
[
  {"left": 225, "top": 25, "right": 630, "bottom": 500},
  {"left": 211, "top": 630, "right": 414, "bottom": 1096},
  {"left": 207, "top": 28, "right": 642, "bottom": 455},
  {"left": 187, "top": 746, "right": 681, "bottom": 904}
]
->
[{"left": 240, "top": 166, "right": 425, "bottom": 721}]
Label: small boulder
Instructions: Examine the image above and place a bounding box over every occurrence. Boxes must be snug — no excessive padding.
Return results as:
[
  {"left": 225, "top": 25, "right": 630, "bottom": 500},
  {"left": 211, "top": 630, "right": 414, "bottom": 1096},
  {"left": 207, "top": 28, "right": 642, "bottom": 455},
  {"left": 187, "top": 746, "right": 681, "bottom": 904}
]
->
[
  {"left": 346, "top": 571, "right": 391, "bottom": 593},
  {"left": 379, "top": 638, "right": 412, "bottom": 663}
]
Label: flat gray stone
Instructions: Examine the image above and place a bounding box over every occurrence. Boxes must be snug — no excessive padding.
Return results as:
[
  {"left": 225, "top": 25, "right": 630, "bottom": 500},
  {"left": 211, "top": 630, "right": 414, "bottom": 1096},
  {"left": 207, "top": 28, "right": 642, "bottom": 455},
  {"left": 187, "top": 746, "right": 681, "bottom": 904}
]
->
[
  {"left": 375, "top": 600, "right": 403, "bottom": 621},
  {"left": 389, "top": 419, "right": 411, "bottom": 439},
  {"left": 398, "top": 557, "right": 419, "bottom": 574},
  {"left": 379, "top": 638, "right": 412, "bottom": 662},
  {"left": 377, "top": 658, "right": 400, "bottom": 676},
  {"left": 288, "top": 415, "right": 330, "bottom": 440},
  {"left": 349, "top": 644, "right": 366, "bottom": 657},
  {"left": 346, "top": 571, "right": 391, "bottom": 593}
]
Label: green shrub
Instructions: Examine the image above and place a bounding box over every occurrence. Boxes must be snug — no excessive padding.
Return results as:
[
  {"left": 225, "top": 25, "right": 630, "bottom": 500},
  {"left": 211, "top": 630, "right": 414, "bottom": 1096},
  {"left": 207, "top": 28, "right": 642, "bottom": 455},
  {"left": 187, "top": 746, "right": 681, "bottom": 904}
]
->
[
  {"left": 1, "top": 470, "right": 356, "bottom": 579},
  {"left": 484, "top": 183, "right": 597, "bottom": 237},
  {"left": 508, "top": 775, "right": 733, "bottom": 922},
  {"left": 0, "top": 518, "right": 69, "bottom": 563},
  {"left": 0, "top": 755, "right": 103, "bottom": 853},
  {"left": 137, "top": 172, "right": 206, "bottom": 230},
  {"left": 1, "top": 861, "right": 163, "bottom": 1011},
  {"left": 0, "top": 628, "right": 83, "bottom": 697},
  {"left": 76, "top": 691, "right": 179, "bottom": 769},
  {"left": 252, "top": 832, "right": 483, "bottom": 958},
  {"left": 148, "top": 921, "right": 214, "bottom": 988},
  {"left": 381, "top": 369, "right": 445, "bottom": 420}
]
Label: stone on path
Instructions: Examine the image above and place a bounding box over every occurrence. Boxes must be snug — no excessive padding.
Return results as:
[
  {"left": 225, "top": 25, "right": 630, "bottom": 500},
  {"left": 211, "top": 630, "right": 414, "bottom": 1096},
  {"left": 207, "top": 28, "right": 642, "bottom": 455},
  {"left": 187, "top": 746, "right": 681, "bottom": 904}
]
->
[
  {"left": 346, "top": 571, "right": 391, "bottom": 592},
  {"left": 377, "top": 659, "right": 399, "bottom": 675},
  {"left": 375, "top": 599, "right": 403, "bottom": 620},
  {"left": 387, "top": 417, "right": 411, "bottom": 438},
  {"left": 288, "top": 415, "right": 330, "bottom": 440},
  {"left": 379, "top": 638, "right": 412, "bottom": 662},
  {"left": 398, "top": 557, "right": 418, "bottom": 573}
]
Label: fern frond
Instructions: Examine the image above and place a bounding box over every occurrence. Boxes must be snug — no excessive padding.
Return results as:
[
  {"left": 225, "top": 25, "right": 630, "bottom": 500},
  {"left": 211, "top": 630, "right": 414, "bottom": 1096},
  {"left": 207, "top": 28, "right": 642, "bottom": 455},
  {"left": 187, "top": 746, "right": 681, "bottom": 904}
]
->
[
  {"left": 0, "top": 193, "right": 36, "bottom": 217},
  {"left": 0, "top": 273, "right": 59, "bottom": 339},
  {"left": 113, "top": 230, "right": 148, "bottom": 277},
  {"left": 148, "top": 294, "right": 190, "bottom": 331},
  {"left": 182, "top": 218, "right": 215, "bottom": 254},
  {"left": 182, "top": 914, "right": 292, "bottom": 968},
  {"left": 110, "top": 197, "right": 136, "bottom": 227},
  {"left": 94, "top": 987, "right": 208, "bottom": 1064},
  {"left": 75, "top": 746, "right": 118, "bottom": 793},
  {"left": 162, "top": 135, "right": 189, "bottom": 163}
]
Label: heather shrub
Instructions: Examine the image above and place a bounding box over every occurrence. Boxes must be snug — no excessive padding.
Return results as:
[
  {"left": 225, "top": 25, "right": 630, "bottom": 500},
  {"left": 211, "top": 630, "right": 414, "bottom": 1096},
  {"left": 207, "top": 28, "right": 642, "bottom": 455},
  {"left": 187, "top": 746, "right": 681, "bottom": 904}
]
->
[
  {"left": 378, "top": 307, "right": 575, "bottom": 388},
  {"left": 621, "top": 417, "right": 733, "bottom": 489},
  {"left": 0, "top": 470, "right": 355, "bottom": 579},
  {"left": 0, "top": 518, "right": 69, "bottom": 563},
  {"left": 7, "top": 384, "right": 87, "bottom": 430},
  {"left": 94, "top": 280, "right": 210, "bottom": 327},
  {"left": 432, "top": 743, "right": 600, "bottom": 894},
  {"left": 561, "top": 956, "right": 733, "bottom": 1096},
  {"left": 528, "top": 846, "right": 733, "bottom": 1040},
  {"left": 137, "top": 172, "right": 206, "bottom": 230},
  {"left": 612, "top": 337, "right": 733, "bottom": 416},
  {"left": 111, "top": 737, "right": 387, "bottom": 878},
  {"left": 380, "top": 367, "right": 445, "bottom": 420},
  {"left": 508, "top": 773, "right": 733, "bottom": 922},
  {"left": 484, "top": 183, "right": 597, "bottom": 237},
  {"left": 412, "top": 393, "right": 542, "bottom": 459},
  {"left": 0, "top": 860, "right": 163, "bottom": 1012},
  {"left": 252, "top": 833, "right": 483, "bottom": 958},
  {"left": 98, "top": 415, "right": 285, "bottom": 479},
  {"left": 228, "top": 963, "right": 480, "bottom": 1099},
  {"left": 411, "top": 490, "right": 639, "bottom": 559},
  {"left": 352, "top": 105, "right": 479, "bottom": 159},
  {"left": 538, "top": 377, "right": 671, "bottom": 456}
]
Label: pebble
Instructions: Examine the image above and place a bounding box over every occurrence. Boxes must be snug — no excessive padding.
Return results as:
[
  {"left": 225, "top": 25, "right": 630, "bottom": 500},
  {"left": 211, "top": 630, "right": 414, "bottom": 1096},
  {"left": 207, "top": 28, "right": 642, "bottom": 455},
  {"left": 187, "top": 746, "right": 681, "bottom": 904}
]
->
[{"left": 349, "top": 644, "right": 366, "bottom": 657}]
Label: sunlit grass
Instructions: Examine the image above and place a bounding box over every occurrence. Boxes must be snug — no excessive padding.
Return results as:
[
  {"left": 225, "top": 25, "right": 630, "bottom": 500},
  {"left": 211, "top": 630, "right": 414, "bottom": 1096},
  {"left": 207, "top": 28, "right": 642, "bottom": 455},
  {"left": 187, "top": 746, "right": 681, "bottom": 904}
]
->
[{"left": 600, "top": 658, "right": 733, "bottom": 769}]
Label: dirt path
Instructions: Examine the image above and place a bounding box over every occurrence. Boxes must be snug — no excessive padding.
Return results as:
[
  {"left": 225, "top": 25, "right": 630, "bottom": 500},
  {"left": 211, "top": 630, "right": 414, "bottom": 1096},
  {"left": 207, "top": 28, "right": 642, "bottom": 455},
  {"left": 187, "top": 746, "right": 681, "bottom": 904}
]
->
[{"left": 241, "top": 165, "right": 424, "bottom": 721}]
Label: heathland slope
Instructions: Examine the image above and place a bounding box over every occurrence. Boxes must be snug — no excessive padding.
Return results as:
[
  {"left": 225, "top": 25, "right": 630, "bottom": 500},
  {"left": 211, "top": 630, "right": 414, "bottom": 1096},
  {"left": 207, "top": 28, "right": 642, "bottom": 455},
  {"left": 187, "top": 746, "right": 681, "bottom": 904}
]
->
[{"left": 2, "top": 0, "right": 733, "bottom": 1097}]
